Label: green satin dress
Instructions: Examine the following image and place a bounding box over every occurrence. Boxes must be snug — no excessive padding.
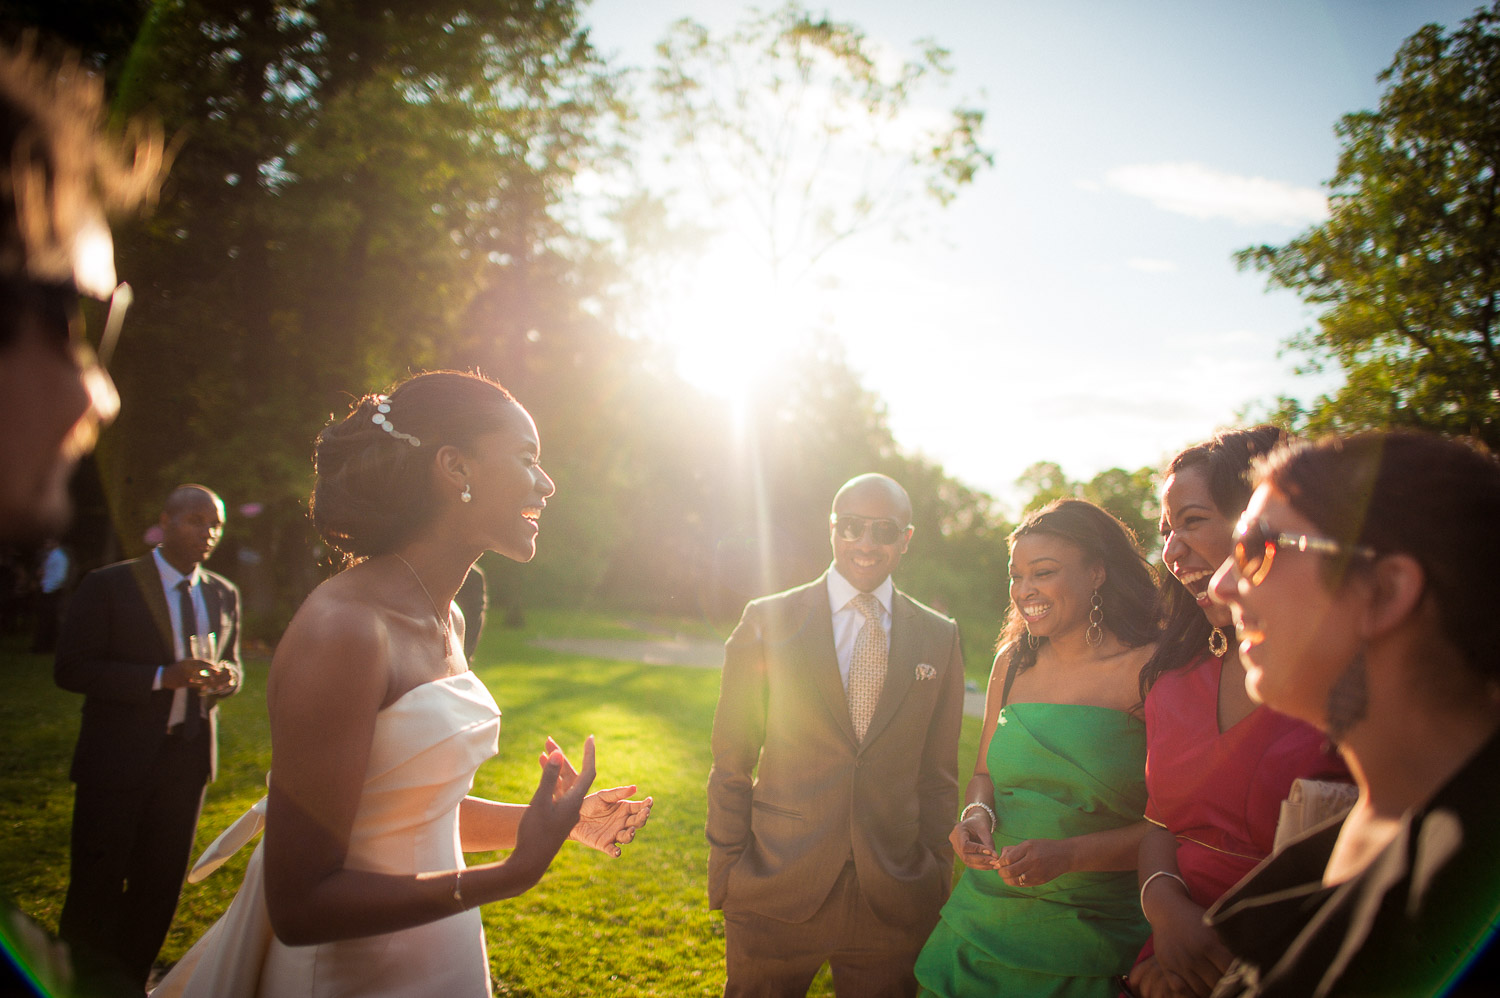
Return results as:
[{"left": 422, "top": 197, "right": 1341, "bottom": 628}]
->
[{"left": 916, "top": 703, "right": 1149, "bottom": 998}]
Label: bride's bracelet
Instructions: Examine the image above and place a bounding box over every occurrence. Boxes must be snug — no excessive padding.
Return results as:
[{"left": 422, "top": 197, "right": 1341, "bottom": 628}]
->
[
  {"left": 959, "top": 801, "right": 996, "bottom": 834},
  {"left": 453, "top": 869, "right": 466, "bottom": 911}
]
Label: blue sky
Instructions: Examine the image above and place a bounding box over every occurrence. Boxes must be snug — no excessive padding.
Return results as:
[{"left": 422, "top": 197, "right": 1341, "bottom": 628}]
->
[{"left": 584, "top": 1, "right": 1481, "bottom": 509}]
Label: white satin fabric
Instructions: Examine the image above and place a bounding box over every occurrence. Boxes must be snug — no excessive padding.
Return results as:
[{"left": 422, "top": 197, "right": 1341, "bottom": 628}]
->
[{"left": 153, "top": 672, "right": 501, "bottom": 998}]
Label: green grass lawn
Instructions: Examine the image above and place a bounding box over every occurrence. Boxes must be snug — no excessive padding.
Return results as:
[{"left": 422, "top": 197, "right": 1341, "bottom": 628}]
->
[{"left": 0, "top": 610, "right": 983, "bottom": 996}]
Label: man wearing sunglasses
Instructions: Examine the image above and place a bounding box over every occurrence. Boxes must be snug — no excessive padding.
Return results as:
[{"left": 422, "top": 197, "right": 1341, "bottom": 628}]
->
[{"left": 708, "top": 473, "right": 965, "bottom": 996}]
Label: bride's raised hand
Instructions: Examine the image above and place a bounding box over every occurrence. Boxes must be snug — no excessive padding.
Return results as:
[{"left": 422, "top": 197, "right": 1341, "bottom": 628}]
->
[
  {"left": 539, "top": 735, "right": 653, "bottom": 857},
  {"left": 510, "top": 737, "right": 596, "bottom": 884}
]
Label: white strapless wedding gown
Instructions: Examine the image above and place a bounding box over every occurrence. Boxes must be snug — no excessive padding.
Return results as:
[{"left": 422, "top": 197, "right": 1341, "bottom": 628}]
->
[{"left": 154, "top": 672, "right": 502, "bottom": 997}]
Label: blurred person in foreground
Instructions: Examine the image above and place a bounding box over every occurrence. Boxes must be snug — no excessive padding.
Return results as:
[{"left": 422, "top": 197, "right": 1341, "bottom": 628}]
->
[
  {"left": 1205, "top": 431, "right": 1500, "bottom": 997},
  {"left": 0, "top": 40, "right": 161, "bottom": 541},
  {"left": 1128, "top": 428, "right": 1347, "bottom": 998},
  {"left": 916, "top": 498, "right": 1159, "bottom": 998},
  {"left": 0, "top": 37, "right": 166, "bottom": 998},
  {"left": 707, "top": 473, "right": 965, "bottom": 997},
  {"left": 153, "top": 371, "right": 652, "bottom": 997}
]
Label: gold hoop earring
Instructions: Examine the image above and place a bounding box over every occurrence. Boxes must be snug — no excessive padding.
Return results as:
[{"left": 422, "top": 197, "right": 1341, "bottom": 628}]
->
[
  {"left": 1208, "top": 626, "right": 1229, "bottom": 658},
  {"left": 1026, "top": 632, "right": 1039, "bottom": 651},
  {"left": 1086, "top": 590, "right": 1104, "bottom": 648}
]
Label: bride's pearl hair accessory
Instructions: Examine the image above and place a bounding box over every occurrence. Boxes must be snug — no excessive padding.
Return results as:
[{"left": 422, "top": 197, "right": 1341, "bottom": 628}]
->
[{"left": 369, "top": 395, "right": 421, "bottom": 447}]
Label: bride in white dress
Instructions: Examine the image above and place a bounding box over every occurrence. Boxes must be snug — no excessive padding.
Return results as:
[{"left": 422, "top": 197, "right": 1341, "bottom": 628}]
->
[{"left": 155, "top": 371, "right": 652, "bottom": 997}]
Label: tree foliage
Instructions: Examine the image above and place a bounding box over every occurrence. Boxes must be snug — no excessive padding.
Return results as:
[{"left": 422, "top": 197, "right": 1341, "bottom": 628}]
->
[
  {"left": 1238, "top": 2, "right": 1500, "bottom": 446},
  {"left": 1015, "top": 461, "right": 1160, "bottom": 555},
  {"left": 14, "top": 2, "right": 1010, "bottom": 642},
  {"left": 649, "top": 2, "right": 991, "bottom": 285},
  {"left": 72, "top": 0, "right": 629, "bottom": 619}
]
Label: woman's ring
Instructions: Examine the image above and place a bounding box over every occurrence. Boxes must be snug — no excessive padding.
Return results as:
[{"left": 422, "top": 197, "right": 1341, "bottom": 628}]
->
[{"left": 1018, "top": 873, "right": 1027, "bottom": 885}]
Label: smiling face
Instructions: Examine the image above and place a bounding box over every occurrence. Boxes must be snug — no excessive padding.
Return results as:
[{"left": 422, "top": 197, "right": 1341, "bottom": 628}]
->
[
  {"left": 1008, "top": 532, "right": 1105, "bottom": 640},
  {"left": 463, "top": 401, "right": 555, "bottom": 563},
  {"left": 1160, "top": 462, "right": 1238, "bottom": 628},
  {"left": 829, "top": 479, "right": 912, "bottom": 592},
  {"left": 1209, "top": 484, "right": 1366, "bottom": 726}
]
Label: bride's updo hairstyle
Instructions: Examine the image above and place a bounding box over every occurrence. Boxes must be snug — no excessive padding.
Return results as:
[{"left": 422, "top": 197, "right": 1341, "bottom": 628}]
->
[{"left": 312, "top": 370, "right": 517, "bottom": 563}]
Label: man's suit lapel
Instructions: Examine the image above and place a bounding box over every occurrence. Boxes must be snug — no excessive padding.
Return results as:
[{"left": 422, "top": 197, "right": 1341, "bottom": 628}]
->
[
  {"left": 801, "top": 579, "right": 858, "bottom": 745},
  {"left": 128, "top": 557, "right": 176, "bottom": 662},
  {"left": 859, "top": 592, "right": 919, "bottom": 750},
  {"left": 202, "top": 576, "right": 223, "bottom": 646}
]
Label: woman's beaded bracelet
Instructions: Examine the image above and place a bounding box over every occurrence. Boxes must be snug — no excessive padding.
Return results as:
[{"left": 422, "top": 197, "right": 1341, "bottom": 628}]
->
[{"left": 959, "top": 801, "right": 996, "bottom": 834}]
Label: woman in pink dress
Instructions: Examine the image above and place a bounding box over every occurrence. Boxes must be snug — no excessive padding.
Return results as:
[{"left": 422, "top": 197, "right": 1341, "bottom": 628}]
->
[{"left": 1126, "top": 428, "right": 1346, "bottom": 998}]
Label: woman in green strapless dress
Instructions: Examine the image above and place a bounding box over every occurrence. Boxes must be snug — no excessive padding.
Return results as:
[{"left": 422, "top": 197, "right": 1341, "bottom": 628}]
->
[{"left": 917, "top": 499, "right": 1159, "bottom": 998}]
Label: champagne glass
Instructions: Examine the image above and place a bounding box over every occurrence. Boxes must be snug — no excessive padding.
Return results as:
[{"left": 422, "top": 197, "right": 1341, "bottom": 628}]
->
[{"left": 189, "top": 632, "right": 219, "bottom": 687}]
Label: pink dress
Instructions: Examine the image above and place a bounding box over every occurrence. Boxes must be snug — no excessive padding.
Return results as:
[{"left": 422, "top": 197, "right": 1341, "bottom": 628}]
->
[{"left": 1136, "top": 654, "right": 1346, "bottom": 963}]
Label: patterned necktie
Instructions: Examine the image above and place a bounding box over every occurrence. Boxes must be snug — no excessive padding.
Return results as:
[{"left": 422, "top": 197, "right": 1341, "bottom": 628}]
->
[
  {"left": 178, "top": 579, "right": 202, "bottom": 739},
  {"left": 848, "top": 593, "right": 887, "bottom": 741}
]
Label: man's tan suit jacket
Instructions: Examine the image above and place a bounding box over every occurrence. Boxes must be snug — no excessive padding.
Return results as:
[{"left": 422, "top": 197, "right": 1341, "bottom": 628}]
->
[{"left": 706, "top": 573, "right": 965, "bottom": 930}]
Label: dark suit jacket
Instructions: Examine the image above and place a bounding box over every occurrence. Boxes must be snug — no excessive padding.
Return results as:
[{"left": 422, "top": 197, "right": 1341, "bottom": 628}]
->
[
  {"left": 54, "top": 555, "right": 241, "bottom": 785},
  {"left": 706, "top": 573, "right": 965, "bottom": 929}
]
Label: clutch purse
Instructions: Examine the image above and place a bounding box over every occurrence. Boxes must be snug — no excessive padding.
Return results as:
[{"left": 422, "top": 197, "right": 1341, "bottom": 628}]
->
[{"left": 1272, "top": 777, "right": 1358, "bottom": 854}]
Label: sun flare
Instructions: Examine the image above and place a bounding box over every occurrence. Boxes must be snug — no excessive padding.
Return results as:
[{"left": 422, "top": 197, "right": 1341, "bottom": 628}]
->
[{"left": 642, "top": 239, "right": 828, "bottom": 412}]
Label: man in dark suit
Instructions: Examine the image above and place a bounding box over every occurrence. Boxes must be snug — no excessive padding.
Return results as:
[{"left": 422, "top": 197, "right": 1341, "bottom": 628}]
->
[
  {"left": 54, "top": 484, "right": 241, "bottom": 989},
  {"left": 707, "top": 473, "right": 965, "bottom": 997}
]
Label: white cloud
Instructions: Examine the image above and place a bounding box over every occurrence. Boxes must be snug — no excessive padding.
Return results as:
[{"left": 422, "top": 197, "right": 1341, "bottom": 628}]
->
[
  {"left": 1104, "top": 161, "right": 1327, "bottom": 226},
  {"left": 1126, "top": 257, "right": 1177, "bottom": 274}
]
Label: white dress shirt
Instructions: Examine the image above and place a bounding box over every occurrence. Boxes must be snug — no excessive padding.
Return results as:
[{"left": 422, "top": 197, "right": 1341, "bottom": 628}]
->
[
  {"left": 826, "top": 566, "right": 893, "bottom": 690},
  {"left": 151, "top": 547, "right": 211, "bottom": 729}
]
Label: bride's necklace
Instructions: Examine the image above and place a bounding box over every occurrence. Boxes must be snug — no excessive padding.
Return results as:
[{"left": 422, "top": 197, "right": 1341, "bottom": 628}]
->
[{"left": 393, "top": 554, "right": 452, "bottom": 656}]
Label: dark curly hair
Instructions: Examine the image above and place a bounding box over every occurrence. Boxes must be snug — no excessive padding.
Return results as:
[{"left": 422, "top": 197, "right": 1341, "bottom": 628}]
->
[
  {"left": 1258, "top": 431, "right": 1500, "bottom": 682},
  {"left": 311, "top": 370, "right": 518, "bottom": 563},
  {"left": 1140, "top": 425, "right": 1288, "bottom": 698},
  {"left": 997, "top": 497, "right": 1159, "bottom": 678}
]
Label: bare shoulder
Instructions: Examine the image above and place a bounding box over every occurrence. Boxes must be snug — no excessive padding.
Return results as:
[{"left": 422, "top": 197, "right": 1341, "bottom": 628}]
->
[
  {"left": 269, "top": 573, "right": 392, "bottom": 710},
  {"left": 986, "top": 646, "right": 1015, "bottom": 687},
  {"left": 1108, "top": 640, "right": 1157, "bottom": 711},
  {"left": 1114, "top": 640, "right": 1157, "bottom": 674}
]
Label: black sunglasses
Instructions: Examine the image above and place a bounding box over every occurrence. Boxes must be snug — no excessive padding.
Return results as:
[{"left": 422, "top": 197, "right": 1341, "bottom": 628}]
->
[
  {"left": 831, "top": 514, "right": 908, "bottom": 545},
  {"left": 1232, "top": 518, "right": 1375, "bottom": 587}
]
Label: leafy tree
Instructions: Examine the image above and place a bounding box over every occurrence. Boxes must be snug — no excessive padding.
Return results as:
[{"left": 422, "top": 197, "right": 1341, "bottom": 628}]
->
[
  {"left": 647, "top": 2, "right": 991, "bottom": 286},
  {"left": 14, "top": 2, "right": 1010, "bottom": 640},
  {"left": 81, "top": 3, "right": 626, "bottom": 593},
  {"left": 1015, "top": 462, "right": 1160, "bottom": 555},
  {"left": 1237, "top": 2, "right": 1500, "bottom": 446}
]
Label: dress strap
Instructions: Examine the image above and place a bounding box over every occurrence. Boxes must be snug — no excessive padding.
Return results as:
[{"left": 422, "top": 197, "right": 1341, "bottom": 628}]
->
[{"left": 1000, "top": 649, "right": 1024, "bottom": 709}]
